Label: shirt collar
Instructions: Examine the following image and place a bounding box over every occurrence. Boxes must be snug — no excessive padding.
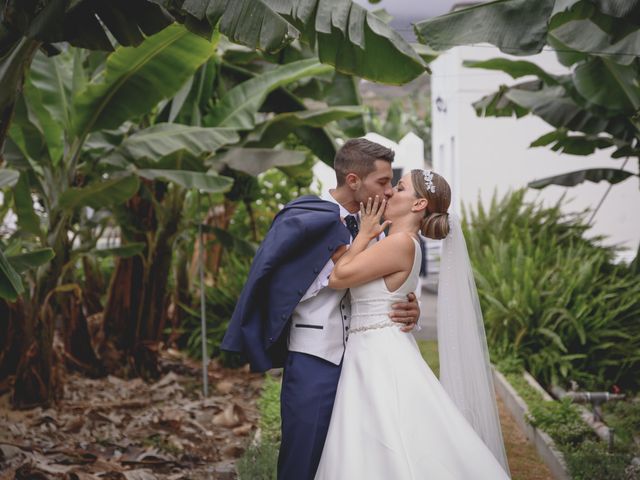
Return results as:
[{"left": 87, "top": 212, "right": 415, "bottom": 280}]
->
[{"left": 322, "top": 190, "right": 353, "bottom": 220}]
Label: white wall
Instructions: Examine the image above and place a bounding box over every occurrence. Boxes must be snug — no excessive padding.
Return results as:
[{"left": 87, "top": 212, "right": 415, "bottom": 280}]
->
[{"left": 431, "top": 45, "right": 640, "bottom": 261}]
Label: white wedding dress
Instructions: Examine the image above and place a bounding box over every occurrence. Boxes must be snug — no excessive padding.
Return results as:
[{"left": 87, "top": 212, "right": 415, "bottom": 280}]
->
[{"left": 314, "top": 237, "right": 510, "bottom": 480}]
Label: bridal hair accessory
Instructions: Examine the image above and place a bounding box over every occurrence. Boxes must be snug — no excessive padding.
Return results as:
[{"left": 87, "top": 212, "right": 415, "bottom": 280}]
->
[{"left": 423, "top": 170, "right": 436, "bottom": 193}]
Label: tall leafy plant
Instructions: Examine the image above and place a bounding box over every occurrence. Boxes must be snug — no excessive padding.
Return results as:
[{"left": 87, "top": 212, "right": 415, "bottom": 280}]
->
[
  {"left": 463, "top": 190, "right": 640, "bottom": 390},
  {"left": 0, "top": 26, "right": 237, "bottom": 406},
  {"left": 416, "top": 0, "right": 640, "bottom": 266}
]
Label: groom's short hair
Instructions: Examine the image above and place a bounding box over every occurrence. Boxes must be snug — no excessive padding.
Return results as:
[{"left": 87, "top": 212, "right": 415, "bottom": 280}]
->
[{"left": 334, "top": 138, "right": 395, "bottom": 186}]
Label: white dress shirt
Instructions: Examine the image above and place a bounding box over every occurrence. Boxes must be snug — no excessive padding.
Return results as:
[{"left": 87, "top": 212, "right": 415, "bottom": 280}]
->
[{"left": 287, "top": 191, "right": 356, "bottom": 364}]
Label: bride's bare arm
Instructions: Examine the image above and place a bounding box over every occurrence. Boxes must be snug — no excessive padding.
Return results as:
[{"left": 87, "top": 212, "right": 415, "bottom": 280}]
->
[
  {"left": 329, "top": 196, "right": 414, "bottom": 289},
  {"left": 329, "top": 235, "right": 414, "bottom": 289}
]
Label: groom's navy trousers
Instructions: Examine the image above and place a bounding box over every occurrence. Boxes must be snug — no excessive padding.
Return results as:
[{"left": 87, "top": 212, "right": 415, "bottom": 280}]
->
[{"left": 279, "top": 351, "right": 342, "bottom": 480}]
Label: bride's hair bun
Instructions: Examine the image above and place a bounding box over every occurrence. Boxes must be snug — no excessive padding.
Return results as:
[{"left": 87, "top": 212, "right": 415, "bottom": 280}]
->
[
  {"left": 411, "top": 169, "right": 452, "bottom": 240},
  {"left": 421, "top": 212, "right": 450, "bottom": 239}
]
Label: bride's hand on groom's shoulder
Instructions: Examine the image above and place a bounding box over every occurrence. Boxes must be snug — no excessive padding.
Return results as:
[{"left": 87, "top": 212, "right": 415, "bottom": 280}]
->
[{"left": 359, "top": 196, "right": 391, "bottom": 240}]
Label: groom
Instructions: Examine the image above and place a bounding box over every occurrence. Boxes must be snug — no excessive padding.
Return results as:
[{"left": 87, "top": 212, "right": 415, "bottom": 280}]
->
[{"left": 221, "top": 138, "right": 420, "bottom": 479}]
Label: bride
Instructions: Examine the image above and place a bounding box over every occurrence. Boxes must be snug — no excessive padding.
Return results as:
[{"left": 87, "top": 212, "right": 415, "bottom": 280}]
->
[{"left": 314, "top": 170, "right": 511, "bottom": 479}]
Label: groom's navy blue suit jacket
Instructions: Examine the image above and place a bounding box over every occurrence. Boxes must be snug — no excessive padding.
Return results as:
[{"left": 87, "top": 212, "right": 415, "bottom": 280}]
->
[{"left": 221, "top": 196, "right": 350, "bottom": 372}]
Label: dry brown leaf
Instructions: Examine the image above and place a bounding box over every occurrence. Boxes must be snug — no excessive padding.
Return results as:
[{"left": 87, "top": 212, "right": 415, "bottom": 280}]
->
[
  {"left": 212, "top": 404, "right": 245, "bottom": 429},
  {"left": 232, "top": 423, "right": 253, "bottom": 436},
  {"left": 215, "top": 380, "right": 234, "bottom": 395},
  {"left": 122, "top": 469, "right": 157, "bottom": 480},
  {"left": 221, "top": 444, "right": 245, "bottom": 460}
]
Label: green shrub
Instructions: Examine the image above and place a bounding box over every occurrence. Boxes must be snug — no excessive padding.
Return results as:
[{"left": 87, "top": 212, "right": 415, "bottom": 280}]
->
[
  {"left": 602, "top": 398, "right": 640, "bottom": 450},
  {"left": 236, "top": 437, "right": 279, "bottom": 480},
  {"left": 564, "top": 440, "right": 633, "bottom": 480},
  {"left": 178, "top": 252, "right": 251, "bottom": 365},
  {"left": 504, "top": 369, "right": 634, "bottom": 479},
  {"left": 528, "top": 398, "right": 596, "bottom": 447},
  {"left": 237, "top": 375, "right": 282, "bottom": 480},
  {"left": 258, "top": 375, "right": 282, "bottom": 443},
  {"left": 464, "top": 190, "right": 640, "bottom": 390}
]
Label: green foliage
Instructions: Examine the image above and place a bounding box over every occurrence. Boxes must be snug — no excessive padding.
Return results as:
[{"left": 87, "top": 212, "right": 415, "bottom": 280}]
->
[
  {"left": 229, "top": 154, "right": 319, "bottom": 243},
  {"left": 504, "top": 369, "right": 635, "bottom": 480},
  {"left": 602, "top": 398, "right": 640, "bottom": 450},
  {"left": 528, "top": 398, "right": 596, "bottom": 447},
  {"left": 417, "top": 1, "right": 640, "bottom": 192},
  {"left": 236, "top": 437, "right": 279, "bottom": 480},
  {"left": 417, "top": 340, "right": 439, "bottom": 378},
  {"left": 258, "top": 375, "right": 282, "bottom": 443},
  {"left": 180, "top": 252, "right": 251, "bottom": 365},
  {"left": 564, "top": 440, "right": 634, "bottom": 480},
  {"left": 415, "top": 0, "right": 555, "bottom": 55},
  {"left": 364, "top": 97, "right": 432, "bottom": 162},
  {"left": 237, "top": 375, "right": 281, "bottom": 480},
  {"left": 464, "top": 190, "right": 640, "bottom": 390}
]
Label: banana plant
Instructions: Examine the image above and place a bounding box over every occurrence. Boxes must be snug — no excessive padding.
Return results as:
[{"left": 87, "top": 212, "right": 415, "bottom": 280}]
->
[
  {"left": 416, "top": 0, "right": 640, "bottom": 188},
  {"left": 417, "top": 0, "right": 640, "bottom": 269},
  {"left": 0, "top": 0, "right": 429, "bottom": 163},
  {"left": 2, "top": 25, "right": 236, "bottom": 406}
]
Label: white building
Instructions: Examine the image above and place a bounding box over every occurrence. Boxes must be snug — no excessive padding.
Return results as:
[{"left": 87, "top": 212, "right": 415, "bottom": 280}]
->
[{"left": 431, "top": 45, "right": 640, "bottom": 262}]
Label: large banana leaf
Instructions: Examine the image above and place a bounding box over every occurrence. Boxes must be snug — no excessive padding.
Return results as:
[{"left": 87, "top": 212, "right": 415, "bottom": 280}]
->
[
  {"left": 1, "top": 0, "right": 173, "bottom": 50},
  {"left": 207, "top": 59, "right": 333, "bottom": 129},
  {"left": 324, "top": 72, "right": 365, "bottom": 137},
  {"left": 214, "top": 148, "right": 306, "bottom": 176},
  {"left": 58, "top": 175, "right": 140, "bottom": 210},
  {"left": 505, "top": 86, "right": 634, "bottom": 139},
  {"left": 463, "top": 58, "right": 559, "bottom": 84},
  {"left": 572, "top": 58, "right": 640, "bottom": 113},
  {"left": 13, "top": 173, "right": 40, "bottom": 235},
  {"left": 528, "top": 168, "right": 637, "bottom": 189},
  {"left": 415, "top": 0, "right": 555, "bottom": 55},
  {"left": 174, "top": 0, "right": 428, "bottom": 84},
  {"left": 135, "top": 169, "right": 233, "bottom": 193},
  {"left": 0, "top": 37, "right": 38, "bottom": 111},
  {"left": 180, "top": 0, "right": 292, "bottom": 52},
  {"left": 245, "top": 106, "right": 364, "bottom": 148},
  {"left": 7, "top": 248, "right": 55, "bottom": 273},
  {"left": 27, "top": 50, "right": 73, "bottom": 130},
  {"left": 216, "top": 59, "right": 340, "bottom": 165},
  {"left": 551, "top": 18, "right": 640, "bottom": 66},
  {"left": 530, "top": 130, "right": 618, "bottom": 156},
  {"left": 73, "top": 25, "right": 216, "bottom": 138},
  {"left": 23, "top": 57, "right": 67, "bottom": 165},
  {"left": 105, "top": 123, "right": 239, "bottom": 167},
  {"left": 0, "top": 246, "right": 23, "bottom": 301}
]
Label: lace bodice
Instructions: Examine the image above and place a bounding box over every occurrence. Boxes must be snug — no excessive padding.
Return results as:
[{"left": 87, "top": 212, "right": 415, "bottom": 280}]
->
[{"left": 348, "top": 236, "right": 421, "bottom": 333}]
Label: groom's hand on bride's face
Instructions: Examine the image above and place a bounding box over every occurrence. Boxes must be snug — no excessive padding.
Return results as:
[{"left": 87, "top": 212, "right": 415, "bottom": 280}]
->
[{"left": 389, "top": 292, "right": 420, "bottom": 332}]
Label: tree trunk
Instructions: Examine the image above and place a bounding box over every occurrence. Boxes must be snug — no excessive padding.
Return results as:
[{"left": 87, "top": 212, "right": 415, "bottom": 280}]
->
[
  {"left": 81, "top": 256, "right": 104, "bottom": 315},
  {"left": 0, "top": 299, "right": 26, "bottom": 394},
  {"left": 12, "top": 308, "right": 57, "bottom": 409},
  {"left": 132, "top": 188, "right": 184, "bottom": 378},
  {"left": 60, "top": 291, "right": 104, "bottom": 377},
  {"left": 102, "top": 183, "right": 184, "bottom": 378},
  {"left": 12, "top": 210, "right": 70, "bottom": 408},
  {"left": 188, "top": 199, "right": 238, "bottom": 287}
]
